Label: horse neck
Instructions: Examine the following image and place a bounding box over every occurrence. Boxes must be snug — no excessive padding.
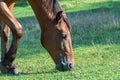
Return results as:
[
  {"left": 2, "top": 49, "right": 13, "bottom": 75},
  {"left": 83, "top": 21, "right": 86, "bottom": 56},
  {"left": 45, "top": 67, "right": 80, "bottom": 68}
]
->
[{"left": 28, "top": 0, "right": 61, "bottom": 29}]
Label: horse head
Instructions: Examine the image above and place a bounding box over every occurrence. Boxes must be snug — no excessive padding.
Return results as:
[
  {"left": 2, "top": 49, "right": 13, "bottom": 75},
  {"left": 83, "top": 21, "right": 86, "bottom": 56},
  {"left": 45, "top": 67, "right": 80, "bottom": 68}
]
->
[{"left": 41, "top": 11, "right": 74, "bottom": 71}]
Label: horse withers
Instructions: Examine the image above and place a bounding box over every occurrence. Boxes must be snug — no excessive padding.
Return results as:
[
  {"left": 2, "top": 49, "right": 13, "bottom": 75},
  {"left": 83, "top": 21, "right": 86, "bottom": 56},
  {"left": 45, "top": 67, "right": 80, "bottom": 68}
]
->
[{"left": 0, "top": 0, "right": 74, "bottom": 74}]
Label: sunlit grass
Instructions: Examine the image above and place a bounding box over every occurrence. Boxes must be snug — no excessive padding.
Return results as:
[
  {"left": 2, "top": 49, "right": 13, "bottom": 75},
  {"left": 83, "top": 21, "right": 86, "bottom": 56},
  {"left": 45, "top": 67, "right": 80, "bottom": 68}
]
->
[
  {"left": 13, "top": 6, "right": 34, "bottom": 18},
  {"left": 0, "top": 0, "right": 120, "bottom": 80},
  {"left": 0, "top": 44, "right": 119, "bottom": 79},
  {"left": 60, "top": 0, "right": 120, "bottom": 12},
  {"left": 13, "top": 0, "right": 120, "bottom": 18}
]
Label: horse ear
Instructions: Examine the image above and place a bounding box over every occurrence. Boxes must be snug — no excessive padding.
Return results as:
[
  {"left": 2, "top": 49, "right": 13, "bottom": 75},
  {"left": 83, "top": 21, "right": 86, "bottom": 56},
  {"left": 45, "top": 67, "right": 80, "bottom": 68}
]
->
[{"left": 55, "top": 11, "right": 63, "bottom": 22}]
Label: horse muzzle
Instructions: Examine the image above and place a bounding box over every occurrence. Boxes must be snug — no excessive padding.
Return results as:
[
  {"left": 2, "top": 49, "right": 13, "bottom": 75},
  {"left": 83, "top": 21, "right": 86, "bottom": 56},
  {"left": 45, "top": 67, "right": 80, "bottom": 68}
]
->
[{"left": 55, "top": 57, "right": 74, "bottom": 71}]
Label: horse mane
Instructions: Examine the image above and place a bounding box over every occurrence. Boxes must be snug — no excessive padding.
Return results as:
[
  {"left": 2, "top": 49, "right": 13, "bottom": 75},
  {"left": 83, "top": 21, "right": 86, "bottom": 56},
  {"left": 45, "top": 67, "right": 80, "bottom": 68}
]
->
[{"left": 52, "top": 0, "right": 71, "bottom": 31}]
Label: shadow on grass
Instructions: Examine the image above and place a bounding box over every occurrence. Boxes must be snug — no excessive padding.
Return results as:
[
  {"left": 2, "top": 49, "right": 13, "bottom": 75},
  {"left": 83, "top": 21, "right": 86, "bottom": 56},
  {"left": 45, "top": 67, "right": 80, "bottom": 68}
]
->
[
  {"left": 67, "top": 6, "right": 120, "bottom": 47},
  {"left": 15, "top": 1, "right": 29, "bottom": 7},
  {"left": 19, "top": 70, "right": 58, "bottom": 75},
  {"left": 0, "top": 70, "right": 58, "bottom": 76}
]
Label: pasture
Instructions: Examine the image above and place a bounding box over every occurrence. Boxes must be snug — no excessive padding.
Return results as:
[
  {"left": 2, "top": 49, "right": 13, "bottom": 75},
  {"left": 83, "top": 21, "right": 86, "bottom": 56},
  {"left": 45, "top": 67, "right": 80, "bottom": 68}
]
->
[{"left": 0, "top": 0, "right": 120, "bottom": 80}]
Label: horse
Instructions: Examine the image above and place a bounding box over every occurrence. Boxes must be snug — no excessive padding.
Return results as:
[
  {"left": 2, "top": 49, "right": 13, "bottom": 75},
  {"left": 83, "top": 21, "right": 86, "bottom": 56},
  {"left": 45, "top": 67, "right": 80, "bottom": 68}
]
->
[{"left": 0, "top": 0, "right": 74, "bottom": 74}]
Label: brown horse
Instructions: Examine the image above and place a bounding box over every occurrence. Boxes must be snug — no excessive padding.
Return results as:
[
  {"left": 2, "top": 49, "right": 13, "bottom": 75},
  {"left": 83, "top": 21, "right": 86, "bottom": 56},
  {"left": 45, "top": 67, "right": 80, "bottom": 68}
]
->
[{"left": 0, "top": 0, "right": 74, "bottom": 74}]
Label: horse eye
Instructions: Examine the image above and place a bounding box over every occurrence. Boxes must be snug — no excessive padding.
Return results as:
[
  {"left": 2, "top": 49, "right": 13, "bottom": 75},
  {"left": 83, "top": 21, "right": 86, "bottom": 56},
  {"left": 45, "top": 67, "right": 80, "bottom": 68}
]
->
[{"left": 62, "top": 33, "right": 67, "bottom": 39}]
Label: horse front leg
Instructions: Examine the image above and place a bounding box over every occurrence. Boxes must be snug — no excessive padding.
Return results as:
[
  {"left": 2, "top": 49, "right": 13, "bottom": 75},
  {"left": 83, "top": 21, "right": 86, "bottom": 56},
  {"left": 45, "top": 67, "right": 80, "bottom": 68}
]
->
[
  {"left": 1, "top": 2, "right": 14, "bottom": 62},
  {"left": 0, "top": 1, "right": 22, "bottom": 74},
  {"left": 1, "top": 25, "right": 10, "bottom": 61}
]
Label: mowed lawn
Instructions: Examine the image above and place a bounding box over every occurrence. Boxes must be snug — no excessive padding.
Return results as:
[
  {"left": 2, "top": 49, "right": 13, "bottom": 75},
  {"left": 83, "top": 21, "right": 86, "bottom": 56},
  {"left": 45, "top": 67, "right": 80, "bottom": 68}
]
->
[{"left": 0, "top": 0, "right": 120, "bottom": 80}]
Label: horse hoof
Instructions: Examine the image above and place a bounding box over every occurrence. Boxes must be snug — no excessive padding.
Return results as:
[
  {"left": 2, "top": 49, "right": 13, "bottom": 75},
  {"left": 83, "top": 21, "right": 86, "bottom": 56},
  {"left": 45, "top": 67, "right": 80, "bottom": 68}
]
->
[
  {"left": 8, "top": 67, "right": 19, "bottom": 75},
  {"left": 0, "top": 63, "right": 19, "bottom": 75}
]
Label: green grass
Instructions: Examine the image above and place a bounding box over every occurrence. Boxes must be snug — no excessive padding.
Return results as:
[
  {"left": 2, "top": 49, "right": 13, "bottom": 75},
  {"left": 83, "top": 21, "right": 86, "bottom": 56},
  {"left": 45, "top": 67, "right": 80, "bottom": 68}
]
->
[
  {"left": 59, "top": 0, "right": 120, "bottom": 11},
  {"left": 0, "top": 0, "right": 120, "bottom": 80}
]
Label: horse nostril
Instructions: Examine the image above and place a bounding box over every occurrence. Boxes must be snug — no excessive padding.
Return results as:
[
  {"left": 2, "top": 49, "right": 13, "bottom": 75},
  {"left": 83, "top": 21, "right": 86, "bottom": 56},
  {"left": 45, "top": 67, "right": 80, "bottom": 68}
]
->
[
  {"left": 68, "top": 63, "right": 73, "bottom": 71},
  {"left": 69, "top": 63, "right": 72, "bottom": 69}
]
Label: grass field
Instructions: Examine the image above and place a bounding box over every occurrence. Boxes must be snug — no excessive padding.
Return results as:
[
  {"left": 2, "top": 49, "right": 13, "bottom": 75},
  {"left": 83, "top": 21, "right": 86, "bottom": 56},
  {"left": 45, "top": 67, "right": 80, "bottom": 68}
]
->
[{"left": 0, "top": 0, "right": 120, "bottom": 80}]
